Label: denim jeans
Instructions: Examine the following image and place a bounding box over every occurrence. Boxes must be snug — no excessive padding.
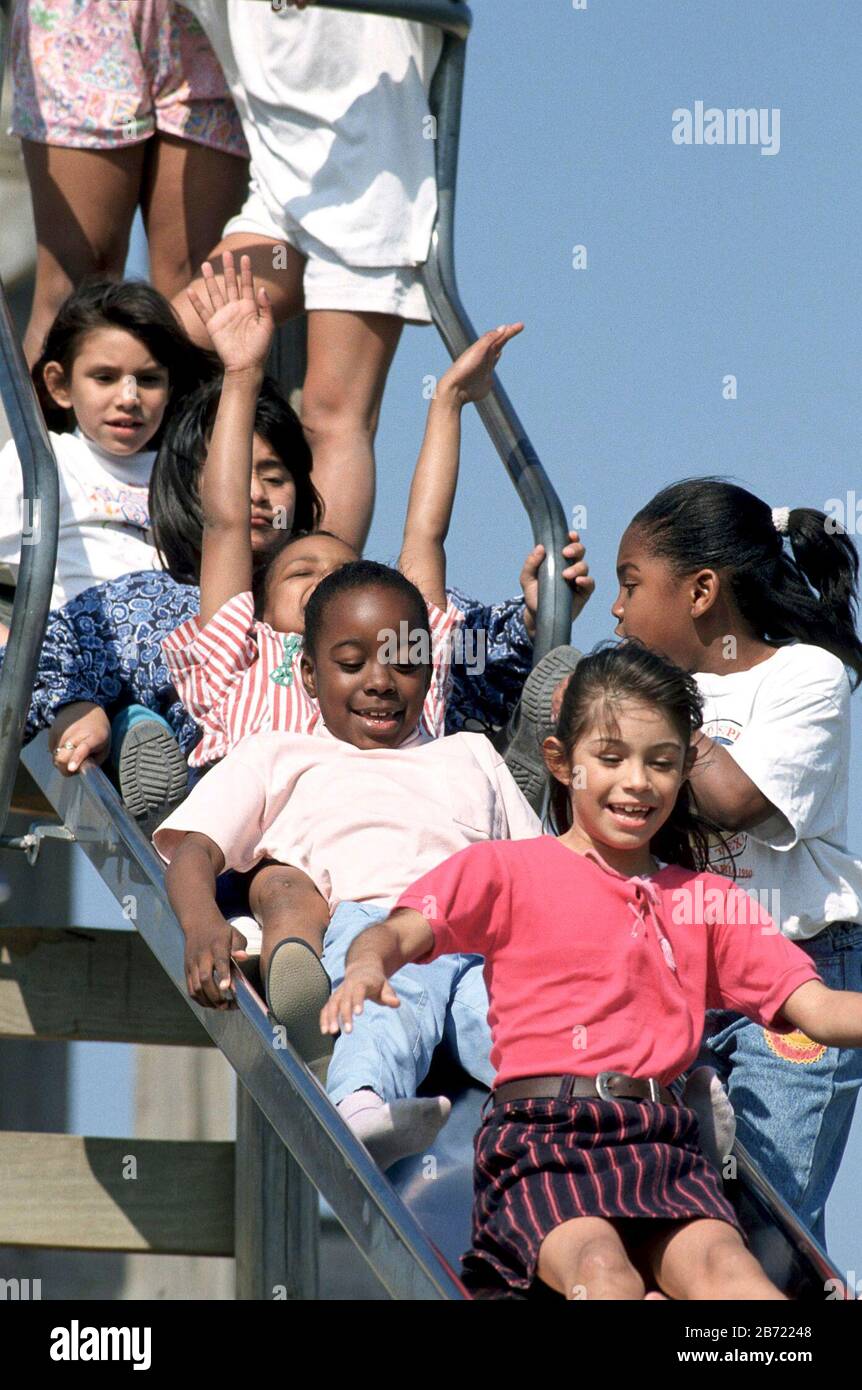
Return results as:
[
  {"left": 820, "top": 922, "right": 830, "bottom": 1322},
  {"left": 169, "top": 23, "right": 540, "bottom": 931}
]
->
[
  {"left": 698, "top": 923, "right": 862, "bottom": 1247},
  {"left": 321, "top": 901, "right": 495, "bottom": 1106}
]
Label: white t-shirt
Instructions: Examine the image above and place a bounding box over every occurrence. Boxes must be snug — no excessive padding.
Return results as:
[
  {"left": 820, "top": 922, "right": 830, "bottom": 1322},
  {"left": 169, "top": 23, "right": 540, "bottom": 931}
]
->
[
  {"left": 154, "top": 728, "right": 542, "bottom": 913},
  {"left": 695, "top": 642, "right": 862, "bottom": 940},
  {"left": 0, "top": 430, "right": 161, "bottom": 610},
  {"left": 178, "top": 0, "right": 442, "bottom": 267}
]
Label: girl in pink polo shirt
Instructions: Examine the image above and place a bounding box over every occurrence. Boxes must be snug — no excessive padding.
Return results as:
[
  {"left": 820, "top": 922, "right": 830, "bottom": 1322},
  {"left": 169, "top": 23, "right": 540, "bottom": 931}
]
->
[{"left": 323, "top": 641, "right": 862, "bottom": 1300}]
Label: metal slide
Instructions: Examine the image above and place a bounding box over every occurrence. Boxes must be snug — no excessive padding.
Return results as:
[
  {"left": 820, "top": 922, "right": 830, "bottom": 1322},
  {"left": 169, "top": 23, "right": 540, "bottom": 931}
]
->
[{"left": 0, "top": 0, "right": 849, "bottom": 1300}]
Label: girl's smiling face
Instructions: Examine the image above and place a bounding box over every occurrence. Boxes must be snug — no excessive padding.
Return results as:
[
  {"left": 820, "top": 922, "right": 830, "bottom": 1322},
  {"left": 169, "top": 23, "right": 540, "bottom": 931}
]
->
[
  {"left": 545, "top": 697, "right": 691, "bottom": 875},
  {"left": 42, "top": 326, "right": 170, "bottom": 456},
  {"left": 300, "top": 584, "right": 430, "bottom": 748}
]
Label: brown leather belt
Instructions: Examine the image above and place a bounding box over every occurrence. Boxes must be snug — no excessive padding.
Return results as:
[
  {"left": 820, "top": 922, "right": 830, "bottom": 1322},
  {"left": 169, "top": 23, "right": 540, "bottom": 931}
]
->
[{"left": 492, "top": 1072, "right": 677, "bottom": 1107}]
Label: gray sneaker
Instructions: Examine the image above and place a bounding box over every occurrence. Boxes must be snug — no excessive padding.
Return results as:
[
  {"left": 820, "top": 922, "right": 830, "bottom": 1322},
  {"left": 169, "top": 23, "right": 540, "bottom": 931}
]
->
[{"left": 503, "top": 645, "right": 582, "bottom": 814}]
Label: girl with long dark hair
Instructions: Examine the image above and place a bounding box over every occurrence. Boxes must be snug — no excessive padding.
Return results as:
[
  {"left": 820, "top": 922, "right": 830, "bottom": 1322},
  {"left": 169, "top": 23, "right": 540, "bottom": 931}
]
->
[{"left": 324, "top": 641, "right": 862, "bottom": 1300}]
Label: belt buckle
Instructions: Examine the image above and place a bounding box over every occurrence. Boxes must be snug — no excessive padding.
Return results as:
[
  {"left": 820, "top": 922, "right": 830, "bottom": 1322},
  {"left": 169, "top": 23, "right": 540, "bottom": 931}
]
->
[
  {"left": 595, "top": 1071, "right": 620, "bottom": 1101},
  {"left": 596, "top": 1072, "right": 662, "bottom": 1102}
]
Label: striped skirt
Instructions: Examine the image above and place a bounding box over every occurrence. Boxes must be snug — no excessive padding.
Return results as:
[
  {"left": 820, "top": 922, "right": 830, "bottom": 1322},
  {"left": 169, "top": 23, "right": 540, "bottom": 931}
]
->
[{"left": 461, "top": 1094, "right": 744, "bottom": 1297}]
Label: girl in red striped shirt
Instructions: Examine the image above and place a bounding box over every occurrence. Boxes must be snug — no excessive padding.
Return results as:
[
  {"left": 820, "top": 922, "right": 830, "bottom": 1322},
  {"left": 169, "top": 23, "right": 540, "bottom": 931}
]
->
[
  {"left": 323, "top": 642, "right": 862, "bottom": 1300},
  {"left": 162, "top": 251, "right": 522, "bottom": 767}
]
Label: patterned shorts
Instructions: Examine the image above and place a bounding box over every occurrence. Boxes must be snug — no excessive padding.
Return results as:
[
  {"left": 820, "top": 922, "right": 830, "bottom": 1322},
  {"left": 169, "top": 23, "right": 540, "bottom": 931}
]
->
[
  {"left": 463, "top": 1094, "right": 745, "bottom": 1297},
  {"left": 11, "top": 0, "right": 248, "bottom": 156}
]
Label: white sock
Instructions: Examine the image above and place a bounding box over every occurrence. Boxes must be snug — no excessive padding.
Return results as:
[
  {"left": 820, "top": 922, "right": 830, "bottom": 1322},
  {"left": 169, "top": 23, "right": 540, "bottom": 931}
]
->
[
  {"left": 337, "top": 1090, "right": 452, "bottom": 1169},
  {"left": 684, "top": 1067, "right": 737, "bottom": 1172}
]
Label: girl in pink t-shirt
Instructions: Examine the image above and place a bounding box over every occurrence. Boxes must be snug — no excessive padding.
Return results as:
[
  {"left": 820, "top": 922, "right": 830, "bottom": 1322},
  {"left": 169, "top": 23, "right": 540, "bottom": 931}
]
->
[{"left": 323, "top": 641, "right": 862, "bottom": 1300}]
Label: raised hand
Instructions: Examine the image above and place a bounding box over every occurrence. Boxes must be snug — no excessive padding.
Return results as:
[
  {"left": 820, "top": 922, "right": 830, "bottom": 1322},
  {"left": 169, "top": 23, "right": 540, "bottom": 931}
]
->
[
  {"left": 437, "top": 322, "right": 524, "bottom": 406},
  {"left": 185, "top": 251, "right": 275, "bottom": 375}
]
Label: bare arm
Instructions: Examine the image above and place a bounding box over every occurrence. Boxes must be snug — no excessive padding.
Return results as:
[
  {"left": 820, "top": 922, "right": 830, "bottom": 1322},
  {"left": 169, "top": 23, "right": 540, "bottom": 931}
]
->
[
  {"left": 197, "top": 369, "right": 263, "bottom": 625},
  {"left": 688, "top": 731, "right": 781, "bottom": 833},
  {"left": 165, "top": 830, "right": 249, "bottom": 1009},
  {"left": 779, "top": 979, "right": 862, "bottom": 1049},
  {"left": 399, "top": 325, "right": 523, "bottom": 611},
  {"left": 320, "top": 907, "right": 433, "bottom": 1035},
  {"left": 185, "top": 252, "right": 275, "bottom": 625}
]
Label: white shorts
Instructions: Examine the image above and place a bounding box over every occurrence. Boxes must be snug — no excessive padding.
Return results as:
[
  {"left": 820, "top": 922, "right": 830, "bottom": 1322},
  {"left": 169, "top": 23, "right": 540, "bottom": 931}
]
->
[{"left": 223, "top": 183, "right": 432, "bottom": 324}]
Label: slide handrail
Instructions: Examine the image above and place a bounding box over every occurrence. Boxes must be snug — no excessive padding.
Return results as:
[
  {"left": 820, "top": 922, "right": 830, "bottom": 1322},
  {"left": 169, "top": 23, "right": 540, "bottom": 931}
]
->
[
  {"left": 0, "top": 5, "right": 59, "bottom": 834},
  {"left": 269, "top": 0, "right": 574, "bottom": 662}
]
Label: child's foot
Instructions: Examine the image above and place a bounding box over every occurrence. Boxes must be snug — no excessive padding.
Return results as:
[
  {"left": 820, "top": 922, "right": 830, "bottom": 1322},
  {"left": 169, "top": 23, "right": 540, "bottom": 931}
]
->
[
  {"left": 684, "top": 1066, "right": 736, "bottom": 1172},
  {"left": 337, "top": 1090, "right": 452, "bottom": 1170},
  {"left": 503, "top": 646, "right": 582, "bottom": 814},
  {"left": 266, "top": 938, "right": 333, "bottom": 1079},
  {"left": 110, "top": 706, "right": 187, "bottom": 831}
]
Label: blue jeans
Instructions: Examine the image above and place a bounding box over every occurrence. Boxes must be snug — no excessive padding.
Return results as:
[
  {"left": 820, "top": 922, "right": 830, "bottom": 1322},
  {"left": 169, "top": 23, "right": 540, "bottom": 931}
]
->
[
  {"left": 321, "top": 902, "right": 495, "bottom": 1106},
  {"left": 698, "top": 923, "right": 862, "bottom": 1247}
]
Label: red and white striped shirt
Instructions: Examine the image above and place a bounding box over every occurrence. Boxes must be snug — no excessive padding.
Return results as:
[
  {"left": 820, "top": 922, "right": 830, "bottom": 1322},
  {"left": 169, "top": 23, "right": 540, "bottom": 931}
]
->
[{"left": 162, "top": 590, "right": 464, "bottom": 768}]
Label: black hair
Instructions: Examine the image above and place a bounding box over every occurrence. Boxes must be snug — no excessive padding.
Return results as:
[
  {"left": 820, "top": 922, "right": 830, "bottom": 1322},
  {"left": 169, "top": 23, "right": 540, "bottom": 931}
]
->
[
  {"left": 630, "top": 477, "right": 862, "bottom": 689},
  {"left": 548, "top": 640, "right": 734, "bottom": 873},
  {"left": 251, "top": 528, "right": 354, "bottom": 620},
  {"left": 149, "top": 374, "right": 323, "bottom": 585},
  {"left": 32, "top": 277, "right": 215, "bottom": 442},
  {"left": 303, "top": 560, "right": 430, "bottom": 660}
]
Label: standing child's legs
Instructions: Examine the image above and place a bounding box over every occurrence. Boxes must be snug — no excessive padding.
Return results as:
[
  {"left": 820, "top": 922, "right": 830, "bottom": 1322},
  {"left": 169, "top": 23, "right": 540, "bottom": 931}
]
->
[
  {"left": 174, "top": 232, "right": 307, "bottom": 344},
  {"left": 139, "top": 135, "right": 248, "bottom": 303},
  {"left": 642, "top": 1218, "right": 786, "bottom": 1300},
  {"left": 21, "top": 142, "right": 145, "bottom": 364},
  {"left": 302, "top": 309, "right": 403, "bottom": 551}
]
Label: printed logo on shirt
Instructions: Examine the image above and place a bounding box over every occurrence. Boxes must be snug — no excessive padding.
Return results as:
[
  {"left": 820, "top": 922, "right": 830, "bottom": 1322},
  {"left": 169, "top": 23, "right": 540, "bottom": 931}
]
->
[
  {"left": 88, "top": 484, "right": 150, "bottom": 530},
  {"left": 763, "top": 1028, "right": 828, "bottom": 1064},
  {"left": 701, "top": 717, "right": 752, "bottom": 880}
]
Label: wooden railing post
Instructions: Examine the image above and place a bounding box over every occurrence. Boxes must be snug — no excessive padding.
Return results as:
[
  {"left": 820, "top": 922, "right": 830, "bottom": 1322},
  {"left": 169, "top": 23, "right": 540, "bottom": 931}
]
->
[{"left": 234, "top": 1080, "right": 319, "bottom": 1301}]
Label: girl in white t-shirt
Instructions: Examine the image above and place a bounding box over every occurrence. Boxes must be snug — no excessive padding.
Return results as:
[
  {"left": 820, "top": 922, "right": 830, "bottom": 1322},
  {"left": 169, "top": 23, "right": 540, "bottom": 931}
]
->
[
  {"left": 612, "top": 476, "right": 862, "bottom": 1247},
  {"left": 0, "top": 277, "right": 212, "bottom": 638}
]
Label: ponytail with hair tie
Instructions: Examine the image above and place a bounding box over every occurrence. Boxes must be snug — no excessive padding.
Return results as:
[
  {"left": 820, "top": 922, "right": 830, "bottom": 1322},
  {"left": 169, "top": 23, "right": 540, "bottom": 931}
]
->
[{"left": 631, "top": 478, "right": 862, "bottom": 689}]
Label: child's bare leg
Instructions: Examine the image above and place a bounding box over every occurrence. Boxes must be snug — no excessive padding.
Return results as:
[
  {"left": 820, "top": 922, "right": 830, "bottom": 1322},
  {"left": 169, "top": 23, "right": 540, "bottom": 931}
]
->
[
  {"left": 249, "top": 863, "right": 331, "bottom": 1072},
  {"left": 248, "top": 861, "right": 329, "bottom": 977},
  {"left": 537, "top": 1218, "right": 646, "bottom": 1301},
  {"left": 645, "top": 1218, "right": 787, "bottom": 1301}
]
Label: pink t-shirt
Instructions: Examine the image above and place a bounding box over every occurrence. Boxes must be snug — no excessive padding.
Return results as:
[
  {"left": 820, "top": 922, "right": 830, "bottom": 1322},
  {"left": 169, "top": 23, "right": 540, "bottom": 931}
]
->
[
  {"left": 153, "top": 728, "right": 541, "bottom": 911},
  {"left": 397, "top": 837, "right": 821, "bottom": 1088},
  {"left": 162, "top": 590, "right": 463, "bottom": 767}
]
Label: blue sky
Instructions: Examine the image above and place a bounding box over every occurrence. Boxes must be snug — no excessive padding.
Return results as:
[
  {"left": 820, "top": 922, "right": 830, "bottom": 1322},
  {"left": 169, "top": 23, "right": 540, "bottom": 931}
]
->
[{"left": 71, "top": 0, "right": 862, "bottom": 1279}]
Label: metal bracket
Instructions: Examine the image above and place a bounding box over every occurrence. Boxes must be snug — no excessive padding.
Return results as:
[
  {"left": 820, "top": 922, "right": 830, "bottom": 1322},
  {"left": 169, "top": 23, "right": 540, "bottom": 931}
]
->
[{"left": 0, "top": 821, "right": 76, "bottom": 865}]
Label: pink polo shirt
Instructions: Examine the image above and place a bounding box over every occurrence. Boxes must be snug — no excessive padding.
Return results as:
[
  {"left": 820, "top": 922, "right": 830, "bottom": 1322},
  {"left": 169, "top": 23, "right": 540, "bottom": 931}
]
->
[
  {"left": 153, "top": 728, "right": 541, "bottom": 910},
  {"left": 397, "top": 837, "right": 821, "bottom": 1088}
]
